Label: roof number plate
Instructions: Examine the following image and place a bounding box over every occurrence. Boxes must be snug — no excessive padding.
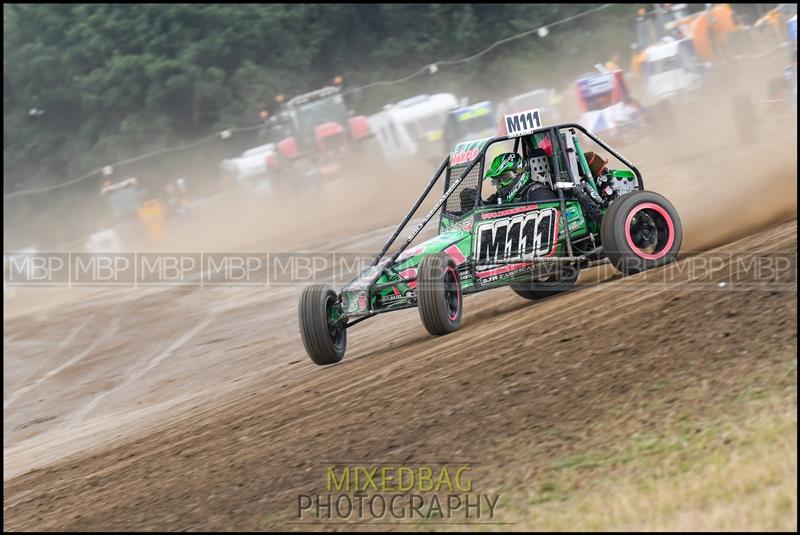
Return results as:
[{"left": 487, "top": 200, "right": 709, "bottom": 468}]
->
[{"left": 504, "top": 109, "right": 542, "bottom": 138}]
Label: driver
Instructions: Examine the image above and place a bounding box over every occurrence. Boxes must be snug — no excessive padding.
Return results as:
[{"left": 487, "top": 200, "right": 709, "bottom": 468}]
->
[{"left": 483, "top": 152, "right": 557, "bottom": 204}]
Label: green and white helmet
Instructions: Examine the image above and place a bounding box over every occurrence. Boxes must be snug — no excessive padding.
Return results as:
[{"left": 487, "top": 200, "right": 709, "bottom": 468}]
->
[{"left": 484, "top": 152, "right": 527, "bottom": 188}]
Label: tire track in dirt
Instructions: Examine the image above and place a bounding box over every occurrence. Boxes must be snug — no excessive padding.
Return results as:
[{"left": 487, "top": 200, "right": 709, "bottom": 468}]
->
[
  {"left": 63, "top": 314, "right": 218, "bottom": 429},
  {"left": 3, "top": 316, "right": 120, "bottom": 412},
  {"left": 4, "top": 317, "right": 94, "bottom": 396}
]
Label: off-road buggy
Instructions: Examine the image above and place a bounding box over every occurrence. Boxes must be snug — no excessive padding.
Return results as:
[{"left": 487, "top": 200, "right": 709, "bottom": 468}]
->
[{"left": 299, "top": 110, "right": 683, "bottom": 365}]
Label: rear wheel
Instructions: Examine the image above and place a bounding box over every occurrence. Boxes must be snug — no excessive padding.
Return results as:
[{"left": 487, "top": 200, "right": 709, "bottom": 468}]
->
[
  {"left": 416, "top": 254, "right": 462, "bottom": 336},
  {"left": 601, "top": 190, "right": 682, "bottom": 275},
  {"left": 511, "top": 264, "right": 580, "bottom": 300},
  {"left": 299, "top": 284, "right": 347, "bottom": 365}
]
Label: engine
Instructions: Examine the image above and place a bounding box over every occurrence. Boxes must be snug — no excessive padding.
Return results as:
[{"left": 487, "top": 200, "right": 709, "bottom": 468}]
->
[{"left": 594, "top": 169, "right": 638, "bottom": 208}]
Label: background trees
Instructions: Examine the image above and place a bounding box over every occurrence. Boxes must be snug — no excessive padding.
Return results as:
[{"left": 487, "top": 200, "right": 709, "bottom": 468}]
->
[{"left": 4, "top": 4, "right": 639, "bottom": 194}]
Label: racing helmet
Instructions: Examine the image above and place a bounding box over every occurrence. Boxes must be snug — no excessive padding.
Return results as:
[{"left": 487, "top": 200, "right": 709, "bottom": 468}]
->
[{"left": 484, "top": 152, "right": 527, "bottom": 188}]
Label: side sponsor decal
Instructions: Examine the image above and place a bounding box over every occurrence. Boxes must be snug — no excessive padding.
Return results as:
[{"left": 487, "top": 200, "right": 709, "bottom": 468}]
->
[
  {"left": 379, "top": 292, "right": 412, "bottom": 305},
  {"left": 398, "top": 267, "right": 417, "bottom": 289},
  {"left": 449, "top": 137, "right": 491, "bottom": 165},
  {"left": 444, "top": 244, "right": 467, "bottom": 266},
  {"left": 450, "top": 147, "right": 480, "bottom": 166},
  {"left": 480, "top": 204, "right": 539, "bottom": 220},
  {"left": 476, "top": 262, "right": 533, "bottom": 283},
  {"left": 474, "top": 208, "right": 559, "bottom": 275}
]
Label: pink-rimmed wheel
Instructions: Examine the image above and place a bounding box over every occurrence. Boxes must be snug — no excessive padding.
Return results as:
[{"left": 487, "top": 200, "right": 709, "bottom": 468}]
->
[
  {"left": 417, "top": 253, "right": 463, "bottom": 336},
  {"left": 601, "top": 191, "right": 683, "bottom": 275},
  {"left": 623, "top": 202, "right": 675, "bottom": 260}
]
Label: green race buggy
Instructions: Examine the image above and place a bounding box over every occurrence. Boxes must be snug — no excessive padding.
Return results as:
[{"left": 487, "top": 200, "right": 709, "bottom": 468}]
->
[{"left": 299, "top": 110, "right": 683, "bottom": 365}]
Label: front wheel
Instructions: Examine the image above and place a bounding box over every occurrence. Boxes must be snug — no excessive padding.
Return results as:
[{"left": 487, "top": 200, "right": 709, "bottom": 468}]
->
[
  {"left": 299, "top": 284, "right": 347, "bottom": 365},
  {"left": 601, "top": 190, "right": 682, "bottom": 275},
  {"left": 416, "top": 253, "right": 463, "bottom": 336}
]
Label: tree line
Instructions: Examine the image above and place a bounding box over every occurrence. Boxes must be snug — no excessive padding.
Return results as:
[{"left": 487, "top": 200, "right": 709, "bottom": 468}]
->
[{"left": 4, "top": 3, "right": 643, "bottom": 195}]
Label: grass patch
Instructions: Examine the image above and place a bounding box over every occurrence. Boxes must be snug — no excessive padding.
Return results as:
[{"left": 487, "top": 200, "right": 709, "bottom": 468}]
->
[{"left": 506, "top": 392, "right": 797, "bottom": 531}]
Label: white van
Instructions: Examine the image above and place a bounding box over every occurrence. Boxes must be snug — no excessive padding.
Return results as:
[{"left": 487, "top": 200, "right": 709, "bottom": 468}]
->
[
  {"left": 643, "top": 38, "right": 702, "bottom": 101},
  {"left": 368, "top": 93, "right": 459, "bottom": 163}
]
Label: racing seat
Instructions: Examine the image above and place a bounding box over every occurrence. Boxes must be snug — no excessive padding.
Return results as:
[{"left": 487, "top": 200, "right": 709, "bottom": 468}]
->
[
  {"left": 459, "top": 186, "right": 478, "bottom": 213},
  {"left": 583, "top": 151, "right": 608, "bottom": 178}
]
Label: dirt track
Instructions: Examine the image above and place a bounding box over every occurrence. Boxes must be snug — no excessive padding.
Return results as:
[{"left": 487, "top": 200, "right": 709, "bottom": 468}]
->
[
  {"left": 3, "top": 85, "right": 798, "bottom": 530},
  {"left": 3, "top": 220, "right": 797, "bottom": 530}
]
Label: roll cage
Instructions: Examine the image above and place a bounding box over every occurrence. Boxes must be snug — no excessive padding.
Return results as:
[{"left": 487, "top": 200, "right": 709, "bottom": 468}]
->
[{"left": 371, "top": 123, "right": 642, "bottom": 268}]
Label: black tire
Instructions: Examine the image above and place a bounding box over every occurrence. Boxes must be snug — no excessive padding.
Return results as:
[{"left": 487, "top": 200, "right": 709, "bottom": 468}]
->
[
  {"left": 511, "top": 264, "right": 580, "bottom": 300},
  {"left": 416, "top": 253, "right": 463, "bottom": 336},
  {"left": 601, "top": 190, "right": 682, "bottom": 275},
  {"left": 298, "top": 284, "right": 346, "bottom": 365},
  {"left": 733, "top": 94, "right": 756, "bottom": 144}
]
